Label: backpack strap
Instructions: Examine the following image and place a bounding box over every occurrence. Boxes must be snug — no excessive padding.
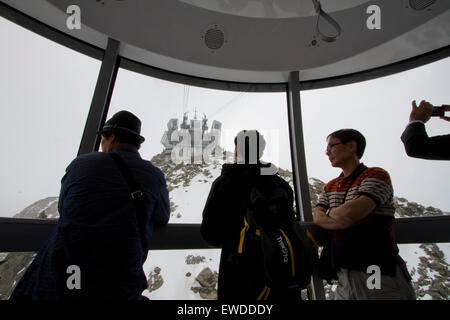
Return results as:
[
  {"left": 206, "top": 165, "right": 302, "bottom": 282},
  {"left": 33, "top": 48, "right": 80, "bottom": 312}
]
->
[
  {"left": 238, "top": 216, "right": 262, "bottom": 255},
  {"left": 257, "top": 286, "right": 271, "bottom": 300},
  {"left": 238, "top": 217, "right": 250, "bottom": 254},
  {"left": 109, "top": 152, "right": 147, "bottom": 251}
]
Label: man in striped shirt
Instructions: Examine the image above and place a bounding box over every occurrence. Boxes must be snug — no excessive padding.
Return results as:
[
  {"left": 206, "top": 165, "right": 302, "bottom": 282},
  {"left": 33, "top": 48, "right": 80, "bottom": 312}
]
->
[{"left": 313, "top": 129, "right": 415, "bottom": 300}]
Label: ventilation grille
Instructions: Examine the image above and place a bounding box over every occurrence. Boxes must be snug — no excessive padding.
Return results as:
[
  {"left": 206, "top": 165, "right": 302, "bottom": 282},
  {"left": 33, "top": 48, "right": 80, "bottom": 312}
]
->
[
  {"left": 409, "top": 0, "right": 437, "bottom": 10},
  {"left": 203, "top": 26, "right": 225, "bottom": 50}
]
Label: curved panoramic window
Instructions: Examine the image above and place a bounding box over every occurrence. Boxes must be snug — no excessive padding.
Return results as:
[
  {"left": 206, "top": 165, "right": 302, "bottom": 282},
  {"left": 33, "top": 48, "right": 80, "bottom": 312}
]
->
[
  {"left": 0, "top": 17, "right": 101, "bottom": 220},
  {"left": 1, "top": 6, "right": 448, "bottom": 300}
]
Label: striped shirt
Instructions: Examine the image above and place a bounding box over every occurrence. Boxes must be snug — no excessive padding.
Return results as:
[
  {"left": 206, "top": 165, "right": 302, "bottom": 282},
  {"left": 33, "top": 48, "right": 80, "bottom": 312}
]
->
[
  {"left": 316, "top": 163, "right": 406, "bottom": 277},
  {"left": 317, "top": 163, "right": 395, "bottom": 217}
]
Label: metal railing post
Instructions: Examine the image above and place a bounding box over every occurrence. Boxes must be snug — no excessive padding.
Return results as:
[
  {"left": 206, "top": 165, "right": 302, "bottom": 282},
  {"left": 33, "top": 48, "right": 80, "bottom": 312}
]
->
[
  {"left": 286, "top": 71, "right": 326, "bottom": 300},
  {"left": 78, "top": 38, "right": 120, "bottom": 155}
]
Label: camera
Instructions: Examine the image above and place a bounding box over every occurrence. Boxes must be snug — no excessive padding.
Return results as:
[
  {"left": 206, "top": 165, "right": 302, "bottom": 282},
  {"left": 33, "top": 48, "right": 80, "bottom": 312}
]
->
[{"left": 431, "top": 106, "right": 445, "bottom": 117}]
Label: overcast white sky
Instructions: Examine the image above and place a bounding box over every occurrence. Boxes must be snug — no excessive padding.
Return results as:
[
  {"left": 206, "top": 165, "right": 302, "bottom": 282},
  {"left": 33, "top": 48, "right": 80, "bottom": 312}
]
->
[{"left": 1, "top": 15, "right": 449, "bottom": 219}]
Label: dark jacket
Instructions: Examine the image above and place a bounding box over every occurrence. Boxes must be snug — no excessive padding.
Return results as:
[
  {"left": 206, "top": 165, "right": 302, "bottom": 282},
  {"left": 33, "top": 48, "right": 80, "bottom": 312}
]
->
[
  {"left": 401, "top": 122, "right": 450, "bottom": 160},
  {"left": 201, "top": 162, "right": 294, "bottom": 300},
  {"left": 11, "top": 145, "right": 170, "bottom": 300}
]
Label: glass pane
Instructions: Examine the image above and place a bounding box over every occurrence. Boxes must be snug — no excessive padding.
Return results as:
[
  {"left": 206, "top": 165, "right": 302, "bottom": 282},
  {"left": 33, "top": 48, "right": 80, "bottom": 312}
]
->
[
  {"left": 109, "top": 68, "right": 292, "bottom": 224},
  {"left": 0, "top": 252, "right": 36, "bottom": 300},
  {"left": 107, "top": 67, "right": 292, "bottom": 300},
  {"left": 399, "top": 242, "right": 450, "bottom": 300},
  {"left": 0, "top": 17, "right": 101, "bottom": 219},
  {"left": 302, "top": 58, "right": 450, "bottom": 217},
  {"left": 302, "top": 58, "right": 450, "bottom": 300},
  {"left": 143, "top": 249, "right": 221, "bottom": 300},
  {"left": 322, "top": 243, "right": 450, "bottom": 300},
  {"left": 1, "top": 249, "right": 221, "bottom": 301}
]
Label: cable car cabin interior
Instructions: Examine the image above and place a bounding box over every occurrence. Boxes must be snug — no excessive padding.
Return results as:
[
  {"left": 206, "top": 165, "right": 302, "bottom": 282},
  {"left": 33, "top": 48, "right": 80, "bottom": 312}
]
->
[{"left": 0, "top": 0, "right": 449, "bottom": 300}]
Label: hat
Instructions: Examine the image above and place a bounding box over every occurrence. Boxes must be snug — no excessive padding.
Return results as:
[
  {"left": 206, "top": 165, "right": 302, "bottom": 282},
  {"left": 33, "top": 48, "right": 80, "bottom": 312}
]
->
[{"left": 98, "top": 110, "right": 145, "bottom": 144}]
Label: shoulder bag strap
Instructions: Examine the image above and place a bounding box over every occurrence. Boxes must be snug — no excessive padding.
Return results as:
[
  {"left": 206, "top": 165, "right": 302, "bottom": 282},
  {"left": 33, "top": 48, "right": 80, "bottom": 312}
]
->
[
  {"left": 109, "top": 152, "right": 147, "bottom": 251},
  {"left": 342, "top": 167, "right": 367, "bottom": 205}
]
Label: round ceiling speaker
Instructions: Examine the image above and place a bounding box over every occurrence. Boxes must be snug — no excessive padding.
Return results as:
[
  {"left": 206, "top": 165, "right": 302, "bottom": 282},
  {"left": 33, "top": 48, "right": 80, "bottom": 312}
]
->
[
  {"left": 203, "top": 25, "right": 226, "bottom": 51},
  {"left": 408, "top": 0, "right": 437, "bottom": 10}
]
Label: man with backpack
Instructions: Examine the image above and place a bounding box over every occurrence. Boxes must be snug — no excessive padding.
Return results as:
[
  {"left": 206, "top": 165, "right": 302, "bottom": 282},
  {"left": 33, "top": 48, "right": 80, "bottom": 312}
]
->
[
  {"left": 313, "top": 129, "right": 415, "bottom": 300},
  {"left": 201, "top": 130, "right": 316, "bottom": 301}
]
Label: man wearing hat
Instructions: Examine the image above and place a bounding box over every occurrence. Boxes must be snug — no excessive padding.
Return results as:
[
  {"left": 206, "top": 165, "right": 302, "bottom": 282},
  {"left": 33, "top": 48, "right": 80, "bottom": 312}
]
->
[
  {"left": 11, "top": 111, "right": 170, "bottom": 300},
  {"left": 98, "top": 110, "right": 147, "bottom": 152}
]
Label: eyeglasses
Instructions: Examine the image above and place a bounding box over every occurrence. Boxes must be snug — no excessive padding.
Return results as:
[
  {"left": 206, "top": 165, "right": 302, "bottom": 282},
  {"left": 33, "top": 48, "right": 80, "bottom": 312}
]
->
[{"left": 326, "top": 142, "right": 343, "bottom": 152}]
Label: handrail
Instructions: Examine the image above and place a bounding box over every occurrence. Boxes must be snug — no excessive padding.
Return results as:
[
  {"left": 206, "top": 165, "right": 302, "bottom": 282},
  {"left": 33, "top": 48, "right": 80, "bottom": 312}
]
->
[{"left": 1, "top": 215, "right": 449, "bottom": 252}]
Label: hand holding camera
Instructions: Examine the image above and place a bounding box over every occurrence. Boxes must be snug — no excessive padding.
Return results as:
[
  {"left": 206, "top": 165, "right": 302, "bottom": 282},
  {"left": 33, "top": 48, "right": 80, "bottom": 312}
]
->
[
  {"left": 410, "top": 100, "right": 449, "bottom": 123},
  {"left": 402, "top": 100, "right": 450, "bottom": 161},
  {"left": 436, "top": 104, "right": 450, "bottom": 122}
]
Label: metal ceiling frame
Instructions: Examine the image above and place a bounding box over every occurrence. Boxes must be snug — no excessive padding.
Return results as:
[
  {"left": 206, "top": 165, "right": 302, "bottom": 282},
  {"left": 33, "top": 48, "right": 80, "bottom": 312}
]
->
[{"left": 1, "top": 1, "right": 450, "bottom": 301}]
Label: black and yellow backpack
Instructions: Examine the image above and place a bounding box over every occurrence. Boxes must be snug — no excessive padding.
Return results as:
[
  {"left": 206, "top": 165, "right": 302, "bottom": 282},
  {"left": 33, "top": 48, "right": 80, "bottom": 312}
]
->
[{"left": 237, "top": 177, "right": 319, "bottom": 300}]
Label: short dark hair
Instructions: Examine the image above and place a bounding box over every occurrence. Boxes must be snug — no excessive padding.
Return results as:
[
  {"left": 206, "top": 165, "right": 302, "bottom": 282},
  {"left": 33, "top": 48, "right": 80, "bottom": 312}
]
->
[
  {"left": 327, "top": 129, "right": 366, "bottom": 159},
  {"left": 102, "top": 130, "right": 142, "bottom": 149},
  {"left": 234, "top": 130, "right": 266, "bottom": 163}
]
